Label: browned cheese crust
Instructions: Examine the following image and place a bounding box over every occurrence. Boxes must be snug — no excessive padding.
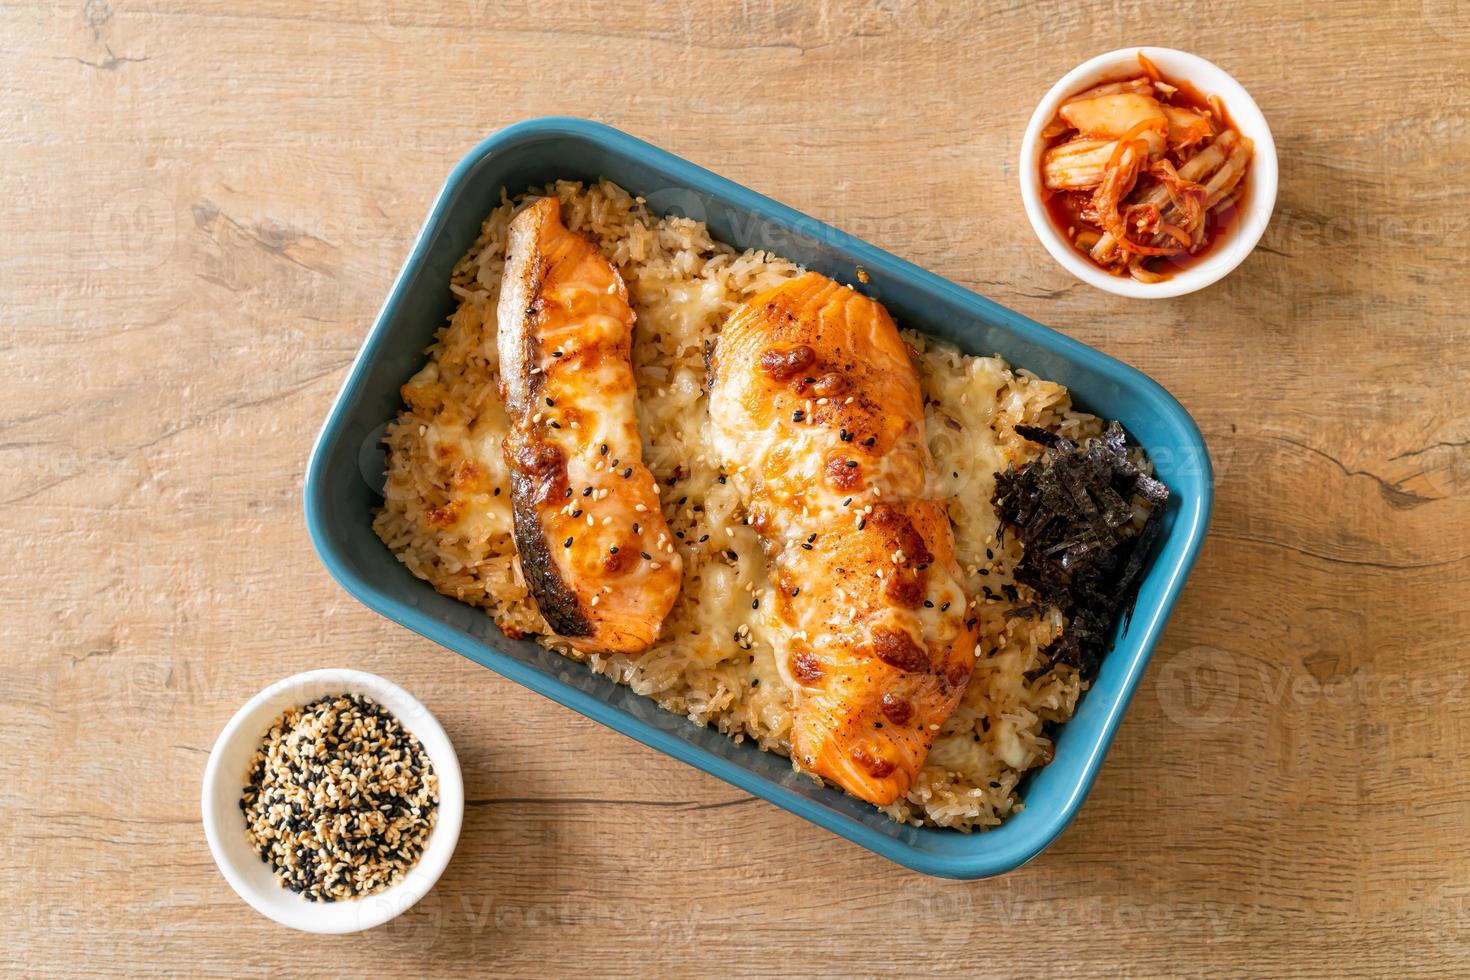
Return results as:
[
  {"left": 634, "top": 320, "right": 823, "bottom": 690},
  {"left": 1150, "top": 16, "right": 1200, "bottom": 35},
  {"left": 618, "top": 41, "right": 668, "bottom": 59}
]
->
[{"left": 709, "top": 272, "right": 979, "bottom": 805}]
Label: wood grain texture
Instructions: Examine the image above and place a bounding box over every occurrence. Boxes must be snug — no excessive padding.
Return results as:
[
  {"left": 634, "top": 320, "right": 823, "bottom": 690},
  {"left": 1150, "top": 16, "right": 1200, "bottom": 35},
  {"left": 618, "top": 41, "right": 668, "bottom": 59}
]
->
[{"left": 3, "top": 0, "right": 1468, "bottom": 975}]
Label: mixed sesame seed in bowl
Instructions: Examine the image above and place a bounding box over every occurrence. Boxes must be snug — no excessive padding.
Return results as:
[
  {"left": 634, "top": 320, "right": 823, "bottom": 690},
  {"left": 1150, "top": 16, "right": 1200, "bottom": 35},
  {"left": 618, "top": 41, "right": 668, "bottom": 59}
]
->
[{"left": 201, "top": 669, "right": 463, "bottom": 933}]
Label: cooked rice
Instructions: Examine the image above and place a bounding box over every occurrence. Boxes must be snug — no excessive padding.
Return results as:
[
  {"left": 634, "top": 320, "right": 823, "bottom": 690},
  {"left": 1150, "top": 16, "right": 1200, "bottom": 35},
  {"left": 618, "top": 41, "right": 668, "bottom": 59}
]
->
[{"left": 373, "top": 179, "right": 1106, "bottom": 830}]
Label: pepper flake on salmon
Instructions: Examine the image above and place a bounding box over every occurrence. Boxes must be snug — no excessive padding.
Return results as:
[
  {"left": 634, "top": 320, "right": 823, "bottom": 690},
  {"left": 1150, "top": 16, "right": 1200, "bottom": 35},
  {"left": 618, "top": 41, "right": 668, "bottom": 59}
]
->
[
  {"left": 496, "top": 197, "right": 682, "bottom": 655},
  {"left": 709, "top": 271, "right": 980, "bottom": 806}
]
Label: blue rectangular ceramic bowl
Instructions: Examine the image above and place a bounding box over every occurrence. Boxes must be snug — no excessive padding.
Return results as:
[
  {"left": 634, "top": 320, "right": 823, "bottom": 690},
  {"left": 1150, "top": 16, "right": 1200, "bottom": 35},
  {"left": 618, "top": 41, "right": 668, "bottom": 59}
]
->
[{"left": 305, "top": 117, "right": 1212, "bottom": 879}]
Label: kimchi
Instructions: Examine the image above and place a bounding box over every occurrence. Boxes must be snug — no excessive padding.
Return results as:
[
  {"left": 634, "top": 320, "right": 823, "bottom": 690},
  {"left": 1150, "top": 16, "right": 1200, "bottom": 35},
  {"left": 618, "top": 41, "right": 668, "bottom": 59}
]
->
[{"left": 1039, "top": 53, "right": 1254, "bottom": 282}]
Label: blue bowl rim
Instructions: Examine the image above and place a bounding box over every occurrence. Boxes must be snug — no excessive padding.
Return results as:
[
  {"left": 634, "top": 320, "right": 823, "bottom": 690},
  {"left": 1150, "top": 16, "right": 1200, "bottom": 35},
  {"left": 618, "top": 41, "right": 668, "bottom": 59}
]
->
[{"left": 304, "top": 116, "right": 1213, "bottom": 879}]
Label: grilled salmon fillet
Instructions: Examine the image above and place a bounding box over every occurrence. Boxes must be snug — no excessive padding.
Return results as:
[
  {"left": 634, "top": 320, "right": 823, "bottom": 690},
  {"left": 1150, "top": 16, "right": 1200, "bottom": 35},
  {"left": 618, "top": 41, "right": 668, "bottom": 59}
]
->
[
  {"left": 497, "top": 197, "right": 682, "bottom": 654},
  {"left": 709, "top": 271, "right": 978, "bottom": 805}
]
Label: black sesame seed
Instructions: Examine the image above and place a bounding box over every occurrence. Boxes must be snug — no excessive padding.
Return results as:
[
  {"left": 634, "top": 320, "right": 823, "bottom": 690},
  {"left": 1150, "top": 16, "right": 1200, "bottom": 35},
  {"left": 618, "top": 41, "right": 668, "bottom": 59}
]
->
[
  {"left": 240, "top": 693, "right": 437, "bottom": 902},
  {"left": 863, "top": 437, "right": 876, "bottom": 447},
  {"left": 641, "top": 551, "right": 653, "bottom": 560},
  {"left": 564, "top": 537, "right": 574, "bottom": 548},
  {"left": 924, "top": 600, "right": 934, "bottom": 608},
  {"left": 698, "top": 534, "right": 709, "bottom": 542}
]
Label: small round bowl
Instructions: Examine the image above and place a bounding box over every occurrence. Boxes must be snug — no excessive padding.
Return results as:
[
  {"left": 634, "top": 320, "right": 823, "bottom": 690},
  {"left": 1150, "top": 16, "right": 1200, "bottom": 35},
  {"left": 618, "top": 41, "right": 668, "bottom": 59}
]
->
[
  {"left": 1019, "top": 47, "right": 1278, "bottom": 299},
  {"left": 201, "top": 668, "right": 464, "bottom": 934}
]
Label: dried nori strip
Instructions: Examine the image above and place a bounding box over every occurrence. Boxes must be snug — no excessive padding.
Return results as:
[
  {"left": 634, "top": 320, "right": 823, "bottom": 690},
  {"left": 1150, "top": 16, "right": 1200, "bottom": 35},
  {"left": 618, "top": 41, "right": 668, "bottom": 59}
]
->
[
  {"left": 1013, "top": 424, "right": 1062, "bottom": 447},
  {"left": 993, "top": 421, "right": 1169, "bottom": 679}
]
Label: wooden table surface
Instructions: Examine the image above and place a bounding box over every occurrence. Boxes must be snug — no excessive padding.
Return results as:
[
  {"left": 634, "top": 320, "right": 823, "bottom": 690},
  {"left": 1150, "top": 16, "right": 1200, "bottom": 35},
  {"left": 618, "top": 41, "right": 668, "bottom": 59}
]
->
[{"left": 5, "top": 0, "right": 1468, "bottom": 975}]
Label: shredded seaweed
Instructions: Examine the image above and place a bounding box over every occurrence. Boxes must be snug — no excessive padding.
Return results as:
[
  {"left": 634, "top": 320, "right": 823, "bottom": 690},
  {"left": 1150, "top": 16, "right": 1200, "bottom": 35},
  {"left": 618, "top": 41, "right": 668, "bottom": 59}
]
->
[{"left": 993, "top": 421, "right": 1169, "bottom": 679}]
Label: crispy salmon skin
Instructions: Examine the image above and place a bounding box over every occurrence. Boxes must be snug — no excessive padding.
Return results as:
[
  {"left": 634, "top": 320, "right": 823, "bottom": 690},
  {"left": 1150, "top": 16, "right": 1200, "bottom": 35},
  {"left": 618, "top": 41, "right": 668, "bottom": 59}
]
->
[
  {"left": 497, "top": 197, "right": 682, "bottom": 654},
  {"left": 709, "top": 271, "right": 979, "bottom": 805}
]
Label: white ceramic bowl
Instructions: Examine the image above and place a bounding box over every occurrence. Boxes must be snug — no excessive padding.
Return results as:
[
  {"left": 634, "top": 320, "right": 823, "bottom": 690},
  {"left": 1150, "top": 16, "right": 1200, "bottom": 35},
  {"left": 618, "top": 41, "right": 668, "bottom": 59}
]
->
[
  {"left": 1019, "top": 47, "right": 1278, "bottom": 299},
  {"left": 201, "top": 669, "right": 464, "bottom": 934}
]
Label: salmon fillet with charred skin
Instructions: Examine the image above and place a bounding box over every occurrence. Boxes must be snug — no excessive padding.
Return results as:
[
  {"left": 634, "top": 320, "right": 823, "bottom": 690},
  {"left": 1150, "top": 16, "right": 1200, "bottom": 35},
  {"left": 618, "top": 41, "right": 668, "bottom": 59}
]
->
[
  {"left": 496, "top": 197, "right": 682, "bottom": 654},
  {"left": 708, "top": 271, "right": 979, "bottom": 806}
]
